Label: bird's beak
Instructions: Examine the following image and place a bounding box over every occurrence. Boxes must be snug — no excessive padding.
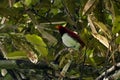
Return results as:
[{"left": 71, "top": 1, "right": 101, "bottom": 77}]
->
[
  {"left": 55, "top": 26, "right": 59, "bottom": 29},
  {"left": 55, "top": 25, "right": 59, "bottom": 29}
]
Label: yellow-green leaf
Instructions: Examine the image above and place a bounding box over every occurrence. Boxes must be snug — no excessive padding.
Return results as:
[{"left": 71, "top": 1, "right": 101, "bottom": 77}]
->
[
  {"left": 82, "top": 0, "right": 97, "bottom": 15},
  {"left": 7, "top": 51, "right": 27, "bottom": 59},
  {"left": 92, "top": 33, "right": 110, "bottom": 49},
  {"left": 24, "top": 0, "right": 39, "bottom": 7},
  {"left": 25, "top": 34, "right": 48, "bottom": 57},
  {"left": 94, "top": 21, "right": 111, "bottom": 39},
  {"left": 60, "top": 60, "right": 72, "bottom": 77},
  {"left": 88, "top": 15, "right": 111, "bottom": 50},
  {"left": 112, "top": 16, "right": 120, "bottom": 34},
  {"left": 88, "top": 14, "right": 97, "bottom": 34},
  {"left": 25, "top": 0, "right": 32, "bottom": 6},
  {"left": 115, "top": 36, "right": 120, "bottom": 44}
]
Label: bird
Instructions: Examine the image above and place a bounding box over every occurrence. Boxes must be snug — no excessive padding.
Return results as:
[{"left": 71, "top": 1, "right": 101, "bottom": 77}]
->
[{"left": 56, "top": 25, "right": 85, "bottom": 50}]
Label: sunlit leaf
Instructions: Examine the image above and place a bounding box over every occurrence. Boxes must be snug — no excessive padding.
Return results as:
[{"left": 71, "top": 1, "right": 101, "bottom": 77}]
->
[
  {"left": 86, "top": 49, "right": 94, "bottom": 58},
  {"left": 92, "top": 33, "right": 110, "bottom": 49},
  {"left": 25, "top": 34, "right": 48, "bottom": 57},
  {"left": 13, "top": 2, "right": 23, "bottom": 8},
  {"left": 86, "top": 49, "right": 96, "bottom": 66},
  {"left": 25, "top": 0, "right": 32, "bottom": 6},
  {"left": 82, "top": 0, "right": 97, "bottom": 15},
  {"left": 6, "top": 51, "right": 27, "bottom": 59},
  {"left": 59, "top": 53, "right": 72, "bottom": 68},
  {"left": 88, "top": 14, "right": 97, "bottom": 33},
  {"left": 88, "top": 14, "right": 111, "bottom": 49},
  {"left": 60, "top": 60, "right": 72, "bottom": 77},
  {"left": 24, "top": 0, "right": 39, "bottom": 7}
]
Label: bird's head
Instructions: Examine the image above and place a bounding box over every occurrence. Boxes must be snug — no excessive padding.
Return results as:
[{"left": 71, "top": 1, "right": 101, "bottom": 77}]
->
[
  {"left": 56, "top": 25, "right": 63, "bottom": 29},
  {"left": 56, "top": 25, "right": 67, "bottom": 35}
]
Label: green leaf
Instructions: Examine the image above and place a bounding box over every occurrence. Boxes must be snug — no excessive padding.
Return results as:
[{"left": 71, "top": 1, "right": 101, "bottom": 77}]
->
[
  {"left": 92, "top": 33, "right": 110, "bottom": 49},
  {"left": 50, "top": 9, "right": 59, "bottom": 15},
  {"left": 53, "top": 0, "right": 63, "bottom": 8},
  {"left": 112, "top": 16, "right": 120, "bottom": 34},
  {"left": 59, "top": 53, "right": 72, "bottom": 68},
  {"left": 86, "top": 49, "right": 96, "bottom": 66},
  {"left": 94, "top": 21, "right": 111, "bottom": 39},
  {"left": 86, "top": 49, "right": 94, "bottom": 58},
  {"left": 25, "top": 0, "right": 32, "bottom": 6},
  {"left": 25, "top": 34, "right": 48, "bottom": 57},
  {"left": 13, "top": 2, "right": 23, "bottom": 8},
  {"left": 7, "top": 51, "right": 27, "bottom": 59},
  {"left": 24, "top": 0, "right": 39, "bottom": 7},
  {"left": 115, "top": 36, "right": 120, "bottom": 44}
]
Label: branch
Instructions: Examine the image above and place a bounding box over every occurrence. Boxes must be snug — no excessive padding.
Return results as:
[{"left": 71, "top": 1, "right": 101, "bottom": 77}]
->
[
  {"left": 95, "top": 62, "right": 120, "bottom": 80},
  {"left": 0, "top": 60, "right": 52, "bottom": 69}
]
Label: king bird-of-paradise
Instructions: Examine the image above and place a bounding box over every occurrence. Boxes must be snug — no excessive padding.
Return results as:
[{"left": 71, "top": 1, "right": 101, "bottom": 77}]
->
[{"left": 56, "top": 25, "right": 85, "bottom": 50}]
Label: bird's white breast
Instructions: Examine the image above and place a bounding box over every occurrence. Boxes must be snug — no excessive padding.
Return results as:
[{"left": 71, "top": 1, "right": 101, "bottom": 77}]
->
[{"left": 62, "top": 33, "right": 80, "bottom": 50}]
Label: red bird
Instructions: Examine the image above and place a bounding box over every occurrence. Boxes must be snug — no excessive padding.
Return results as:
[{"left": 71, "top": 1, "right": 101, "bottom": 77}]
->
[{"left": 56, "top": 26, "right": 85, "bottom": 50}]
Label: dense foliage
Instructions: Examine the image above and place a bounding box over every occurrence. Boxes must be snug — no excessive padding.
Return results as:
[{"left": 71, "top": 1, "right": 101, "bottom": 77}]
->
[{"left": 0, "top": 0, "right": 120, "bottom": 80}]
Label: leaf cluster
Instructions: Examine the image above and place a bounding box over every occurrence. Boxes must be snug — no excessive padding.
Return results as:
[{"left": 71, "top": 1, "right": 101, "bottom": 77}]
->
[{"left": 0, "top": 0, "right": 120, "bottom": 80}]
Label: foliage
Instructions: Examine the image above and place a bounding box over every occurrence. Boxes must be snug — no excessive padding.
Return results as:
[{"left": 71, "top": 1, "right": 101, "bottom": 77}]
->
[{"left": 0, "top": 0, "right": 120, "bottom": 79}]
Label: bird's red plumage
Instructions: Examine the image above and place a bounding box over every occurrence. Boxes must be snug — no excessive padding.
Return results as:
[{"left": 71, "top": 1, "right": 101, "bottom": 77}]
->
[{"left": 56, "top": 26, "right": 85, "bottom": 47}]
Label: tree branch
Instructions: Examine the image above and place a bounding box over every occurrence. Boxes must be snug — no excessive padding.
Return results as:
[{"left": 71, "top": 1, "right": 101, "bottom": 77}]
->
[
  {"left": 0, "top": 60, "right": 52, "bottom": 69},
  {"left": 95, "top": 62, "right": 120, "bottom": 80}
]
